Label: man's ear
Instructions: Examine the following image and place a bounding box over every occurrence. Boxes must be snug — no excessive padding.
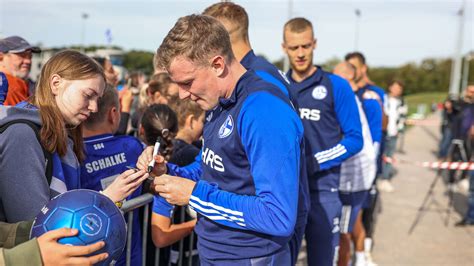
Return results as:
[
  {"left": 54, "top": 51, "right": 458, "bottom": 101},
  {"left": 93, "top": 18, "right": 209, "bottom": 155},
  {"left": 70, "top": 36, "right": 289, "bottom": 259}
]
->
[
  {"left": 281, "top": 41, "right": 287, "bottom": 53},
  {"left": 0, "top": 52, "right": 4, "bottom": 61},
  {"left": 108, "top": 106, "right": 117, "bottom": 124},
  {"left": 210, "top": 55, "right": 226, "bottom": 77},
  {"left": 50, "top": 74, "right": 62, "bottom": 96},
  {"left": 187, "top": 114, "right": 195, "bottom": 130}
]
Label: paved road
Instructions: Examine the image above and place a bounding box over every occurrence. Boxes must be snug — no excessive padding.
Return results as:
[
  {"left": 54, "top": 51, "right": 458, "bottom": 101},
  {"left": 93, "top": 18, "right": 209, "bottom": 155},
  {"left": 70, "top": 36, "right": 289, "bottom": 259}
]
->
[
  {"left": 297, "top": 113, "right": 474, "bottom": 265},
  {"left": 372, "top": 113, "right": 474, "bottom": 265}
]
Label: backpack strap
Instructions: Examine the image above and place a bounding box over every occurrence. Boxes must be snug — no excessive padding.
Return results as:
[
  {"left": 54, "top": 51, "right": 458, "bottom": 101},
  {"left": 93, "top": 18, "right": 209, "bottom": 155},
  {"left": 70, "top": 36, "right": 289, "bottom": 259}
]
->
[{"left": 0, "top": 119, "right": 53, "bottom": 185}]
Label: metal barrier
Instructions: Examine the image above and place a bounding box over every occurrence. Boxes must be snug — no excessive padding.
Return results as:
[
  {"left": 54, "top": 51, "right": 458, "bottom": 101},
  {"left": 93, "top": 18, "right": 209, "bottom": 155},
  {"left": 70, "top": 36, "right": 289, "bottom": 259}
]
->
[{"left": 120, "top": 193, "right": 197, "bottom": 266}]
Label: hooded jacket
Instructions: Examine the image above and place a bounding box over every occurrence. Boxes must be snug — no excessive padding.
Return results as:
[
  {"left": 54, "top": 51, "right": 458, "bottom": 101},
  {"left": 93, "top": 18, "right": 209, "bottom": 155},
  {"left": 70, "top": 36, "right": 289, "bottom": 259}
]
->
[{"left": 0, "top": 105, "right": 78, "bottom": 223}]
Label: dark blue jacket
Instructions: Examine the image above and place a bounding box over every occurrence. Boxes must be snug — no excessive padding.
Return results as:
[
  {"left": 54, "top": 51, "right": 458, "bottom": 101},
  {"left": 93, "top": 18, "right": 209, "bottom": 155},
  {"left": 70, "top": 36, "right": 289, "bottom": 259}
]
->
[
  {"left": 288, "top": 67, "right": 363, "bottom": 201},
  {"left": 168, "top": 70, "right": 304, "bottom": 260}
]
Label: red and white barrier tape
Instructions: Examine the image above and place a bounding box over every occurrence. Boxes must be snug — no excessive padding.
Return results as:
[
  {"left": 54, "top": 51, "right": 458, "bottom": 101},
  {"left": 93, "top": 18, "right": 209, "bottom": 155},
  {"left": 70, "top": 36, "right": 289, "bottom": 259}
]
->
[
  {"left": 420, "top": 161, "right": 474, "bottom": 170},
  {"left": 384, "top": 156, "right": 473, "bottom": 170}
]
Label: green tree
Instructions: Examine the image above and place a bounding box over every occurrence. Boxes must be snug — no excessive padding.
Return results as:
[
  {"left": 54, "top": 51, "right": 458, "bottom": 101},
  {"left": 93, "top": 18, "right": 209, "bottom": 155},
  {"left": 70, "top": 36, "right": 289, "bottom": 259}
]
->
[{"left": 123, "top": 50, "right": 154, "bottom": 75}]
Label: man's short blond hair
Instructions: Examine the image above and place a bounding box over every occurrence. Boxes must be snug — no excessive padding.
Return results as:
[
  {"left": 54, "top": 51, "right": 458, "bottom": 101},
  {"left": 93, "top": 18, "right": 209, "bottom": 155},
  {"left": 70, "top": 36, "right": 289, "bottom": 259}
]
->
[
  {"left": 283, "top": 17, "right": 313, "bottom": 41},
  {"left": 202, "top": 2, "right": 249, "bottom": 43},
  {"left": 155, "top": 14, "right": 234, "bottom": 70}
]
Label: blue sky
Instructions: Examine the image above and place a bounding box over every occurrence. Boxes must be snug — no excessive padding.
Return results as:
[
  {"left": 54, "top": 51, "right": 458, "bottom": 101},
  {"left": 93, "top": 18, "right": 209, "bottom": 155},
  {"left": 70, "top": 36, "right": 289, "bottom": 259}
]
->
[{"left": 1, "top": 0, "right": 472, "bottom": 67}]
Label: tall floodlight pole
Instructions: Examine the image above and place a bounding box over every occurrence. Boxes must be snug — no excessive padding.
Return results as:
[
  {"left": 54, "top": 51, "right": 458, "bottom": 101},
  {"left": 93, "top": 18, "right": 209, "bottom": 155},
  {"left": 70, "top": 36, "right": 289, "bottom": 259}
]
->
[
  {"left": 283, "top": 0, "right": 293, "bottom": 72},
  {"left": 354, "top": 9, "right": 361, "bottom": 51},
  {"left": 448, "top": 1, "right": 465, "bottom": 97},
  {"left": 461, "top": 52, "right": 473, "bottom": 94},
  {"left": 81, "top": 13, "right": 89, "bottom": 52}
]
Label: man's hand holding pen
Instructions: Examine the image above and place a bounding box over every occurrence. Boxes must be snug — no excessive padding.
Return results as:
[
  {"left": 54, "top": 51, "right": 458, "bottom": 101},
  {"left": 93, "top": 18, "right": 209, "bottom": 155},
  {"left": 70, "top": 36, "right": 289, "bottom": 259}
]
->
[
  {"left": 137, "top": 146, "right": 167, "bottom": 177},
  {"left": 136, "top": 146, "right": 196, "bottom": 204}
]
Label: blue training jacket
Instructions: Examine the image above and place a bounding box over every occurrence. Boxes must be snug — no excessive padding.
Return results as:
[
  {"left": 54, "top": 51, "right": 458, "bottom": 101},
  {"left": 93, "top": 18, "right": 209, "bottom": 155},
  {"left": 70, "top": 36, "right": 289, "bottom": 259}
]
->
[
  {"left": 287, "top": 67, "right": 363, "bottom": 201},
  {"left": 357, "top": 87, "right": 383, "bottom": 145},
  {"left": 365, "top": 84, "right": 388, "bottom": 113},
  {"left": 167, "top": 70, "right": 304, "bottom": 260},
  {"left": 240, "top": 49, "right": 309, "bottom": 228},
  {"left": 80, "top": 134, "right": 144, "bottom": 266}
]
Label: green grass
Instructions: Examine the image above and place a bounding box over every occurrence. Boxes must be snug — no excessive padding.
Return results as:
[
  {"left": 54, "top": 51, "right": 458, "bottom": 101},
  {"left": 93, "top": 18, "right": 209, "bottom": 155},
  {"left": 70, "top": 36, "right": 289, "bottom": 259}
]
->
[{"left": 404, "top": 92, "right": 446, "bottom": 115}]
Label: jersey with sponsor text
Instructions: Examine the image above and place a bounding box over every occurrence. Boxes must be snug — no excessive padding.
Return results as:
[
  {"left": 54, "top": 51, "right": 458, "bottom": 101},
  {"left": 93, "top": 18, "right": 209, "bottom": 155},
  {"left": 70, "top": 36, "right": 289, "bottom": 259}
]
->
[
  {"left": 287, "top": 67, "right": 363, "bottom": 201},
  {"left": 80, "top": 133, "right": 144, "bottom": 266},
  {"left": 169, "top": 70, "right": 304, "bottom": 260}
]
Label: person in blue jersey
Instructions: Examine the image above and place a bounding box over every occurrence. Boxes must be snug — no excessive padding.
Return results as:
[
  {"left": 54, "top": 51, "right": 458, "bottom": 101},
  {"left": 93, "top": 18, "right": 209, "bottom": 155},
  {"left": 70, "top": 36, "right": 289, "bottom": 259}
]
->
[
  {"left": 137, "top": 14, "right": 304, "bottom": 265},
  {"left": 0, "top": 72, "right": 7, "bottom": 105},
  {"left": 202, "top": 3, "right": 310, "bottom": 264},
  {"left": 281, "top": 18, "right": 363, "bottom": 266},
  {"left": 333, "top": 62, "right": 380, "bottom": 266},
  {"left": 345, "top": 52, "right": 385, "bottom": 265},
  {"left": 345, "top": 52, "right": 388, "bottom": 117},
  {"left": 81, "top": 84, "right": 144, "bottom": 266}
]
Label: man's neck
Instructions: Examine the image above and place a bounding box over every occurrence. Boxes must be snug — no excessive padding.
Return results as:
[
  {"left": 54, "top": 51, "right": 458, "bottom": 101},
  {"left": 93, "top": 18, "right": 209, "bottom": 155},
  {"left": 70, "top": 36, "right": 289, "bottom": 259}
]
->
[
  {"left": 356, "top": 75, "right": 370, "bottom": 88},
  {"left": 291, "top": 65, "right": 317, "bottom": 83},
  {"left": 222, "top": 60, "right": 247, "bottom": 99},
  {"left": 0, "top": 66, "right": 12, "bottom": 77},
  {"left": 82, "top": 126, "right": 114, "bottom": 138},
  {"left": 350, "top": 81, "right": 359, "bottom": 92},
  {"left": 232, "top": 41, "right": 252, "bottom": 63}
]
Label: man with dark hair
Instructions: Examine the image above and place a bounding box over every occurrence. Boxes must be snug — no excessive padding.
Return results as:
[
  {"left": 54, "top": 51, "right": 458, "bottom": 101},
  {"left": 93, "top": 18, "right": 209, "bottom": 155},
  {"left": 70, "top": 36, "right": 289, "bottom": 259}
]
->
[
  {"left": 0, "top": 36, "right": 40, "bottom": 106},
  {"left": 81, "top": 85, "right": 144, "bottom": 266},
  {"left": 282, "top": 17, "right": 363, "bottom": 266},
  {"left": 334, "top": 61, "right": 382, "bottom": 266},
  {"left": 345, "top": 52, "right": 385, "bottom": 265},
  {"left": 345, "top": 52, "right": 388, "bottom": 114},
  {"left": 140, "top": 14, "right": 305, "bottom": 265},
  {"left": 202, "top": 3, "right": 309, "bottom": 264}
]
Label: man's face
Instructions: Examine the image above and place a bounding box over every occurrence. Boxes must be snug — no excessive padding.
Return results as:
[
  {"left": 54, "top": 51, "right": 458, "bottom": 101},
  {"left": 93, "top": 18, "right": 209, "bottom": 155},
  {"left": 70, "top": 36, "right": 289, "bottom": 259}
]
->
[
  {"left": 282, "top": 28, "right": 315, "bottom": 75},
  {"left": 1, "top": 50, "right": 32, "bottom": 79},
  {"left": 168, "top": 56, "right": 219, "bottom": 111},
  {"left": 465, "top": 85, "right": 474, "bottom": 102},
  {"left": 347, "top": 58, "right": 364, "bottom": 83}
]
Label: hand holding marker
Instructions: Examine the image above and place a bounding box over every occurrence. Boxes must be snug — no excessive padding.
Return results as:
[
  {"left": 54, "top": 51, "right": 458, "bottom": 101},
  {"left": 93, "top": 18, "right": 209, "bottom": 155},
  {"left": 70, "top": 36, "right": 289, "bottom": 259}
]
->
[
  {"left": 148, "top": 129, "right": 169, "bottom": 173},
  {"left": 143, "top": 129, "right": 169, "bottom": 193}
]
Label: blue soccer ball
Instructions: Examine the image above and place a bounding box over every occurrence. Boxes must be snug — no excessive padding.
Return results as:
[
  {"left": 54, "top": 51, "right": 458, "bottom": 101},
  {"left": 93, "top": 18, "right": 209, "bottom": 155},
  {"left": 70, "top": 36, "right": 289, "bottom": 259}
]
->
[{"left": 30, "top": 189, "right": 127, "bottom": 265}]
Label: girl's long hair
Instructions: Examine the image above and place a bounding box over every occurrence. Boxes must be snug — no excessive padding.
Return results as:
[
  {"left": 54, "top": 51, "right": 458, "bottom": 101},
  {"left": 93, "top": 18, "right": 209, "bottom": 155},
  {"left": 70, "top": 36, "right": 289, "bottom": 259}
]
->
[{"left": 31, "top": 50, "right": 105, "bottom": 162}]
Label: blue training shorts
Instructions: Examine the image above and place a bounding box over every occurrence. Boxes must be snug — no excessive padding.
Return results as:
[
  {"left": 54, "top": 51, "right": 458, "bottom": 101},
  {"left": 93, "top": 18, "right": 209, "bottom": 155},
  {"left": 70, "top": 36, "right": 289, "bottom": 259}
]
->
[{"left": 339, "top": 190, "right": 369, "bottom": 233}]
